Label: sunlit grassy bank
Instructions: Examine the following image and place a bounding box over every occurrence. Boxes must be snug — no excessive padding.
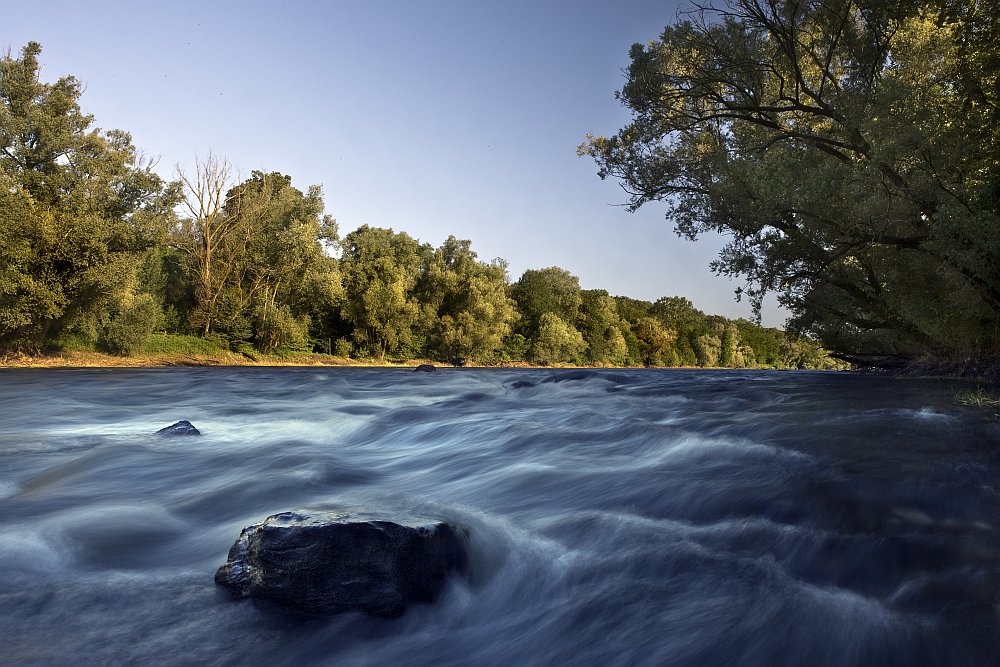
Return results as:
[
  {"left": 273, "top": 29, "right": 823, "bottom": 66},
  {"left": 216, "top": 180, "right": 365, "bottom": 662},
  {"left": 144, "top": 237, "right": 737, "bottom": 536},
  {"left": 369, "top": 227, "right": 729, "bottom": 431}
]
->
[
  {"left": 0, "top": 332, "right": 849, "bottom": 371},
  {"left": 0, "top": 349, "right": 416, "bottom": 369}
]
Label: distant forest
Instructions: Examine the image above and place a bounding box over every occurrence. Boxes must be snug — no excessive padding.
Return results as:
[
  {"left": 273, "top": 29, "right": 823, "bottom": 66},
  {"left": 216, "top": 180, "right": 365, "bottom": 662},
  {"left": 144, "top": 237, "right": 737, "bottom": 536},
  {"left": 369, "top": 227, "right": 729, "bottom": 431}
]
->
[{"left": 0, "top": 42, "right": 840, "bottom": 369}]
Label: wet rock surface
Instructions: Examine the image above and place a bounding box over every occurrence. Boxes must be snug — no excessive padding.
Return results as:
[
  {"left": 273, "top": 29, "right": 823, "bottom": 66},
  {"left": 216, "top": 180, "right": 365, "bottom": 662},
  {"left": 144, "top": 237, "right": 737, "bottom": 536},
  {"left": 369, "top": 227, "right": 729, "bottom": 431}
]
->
[
  {"left": 156, "top": 420, "right": 200, "bottom": 436},
  {"left": 215, "top": 510, "right": 468, "bottom": 617}
]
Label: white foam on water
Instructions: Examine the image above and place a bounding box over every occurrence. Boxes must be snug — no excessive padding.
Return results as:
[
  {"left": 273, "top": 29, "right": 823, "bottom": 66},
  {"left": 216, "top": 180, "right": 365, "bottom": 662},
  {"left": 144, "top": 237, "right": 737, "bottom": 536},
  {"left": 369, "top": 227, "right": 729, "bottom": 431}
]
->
[
  {"left": 658, "top": 433, "right": 814, "bottom": 465},
  {"left": 0, "top": 480, "right": 18, "bottom": 500},
  {"left": 0, "top": 528, "right": 67, "bottom": 576},
  {"left": 909, "top": 407, "right": 952, "bottom": 421}
]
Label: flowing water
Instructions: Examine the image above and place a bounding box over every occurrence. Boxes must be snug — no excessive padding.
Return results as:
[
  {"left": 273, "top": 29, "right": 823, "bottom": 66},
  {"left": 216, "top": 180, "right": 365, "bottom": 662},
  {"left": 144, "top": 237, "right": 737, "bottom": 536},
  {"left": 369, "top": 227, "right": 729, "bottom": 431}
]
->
[{"left": 0, "top": 367, "right": 997, "bottom": 666}]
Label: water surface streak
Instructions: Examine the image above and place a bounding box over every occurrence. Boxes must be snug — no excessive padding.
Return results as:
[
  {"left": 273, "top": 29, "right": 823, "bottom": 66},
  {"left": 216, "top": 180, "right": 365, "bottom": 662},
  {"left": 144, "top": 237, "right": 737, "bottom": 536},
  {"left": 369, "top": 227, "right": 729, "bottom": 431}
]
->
[{"left": 0, "top": 368, "right": 997, "bottom": 665}]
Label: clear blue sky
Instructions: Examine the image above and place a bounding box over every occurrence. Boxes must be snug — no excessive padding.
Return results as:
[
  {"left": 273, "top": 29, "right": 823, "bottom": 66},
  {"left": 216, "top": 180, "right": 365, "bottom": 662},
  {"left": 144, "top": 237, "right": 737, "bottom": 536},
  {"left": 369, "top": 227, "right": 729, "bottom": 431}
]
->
[{"left": 4, "top": 0, "right": 785, "bottom": 326}]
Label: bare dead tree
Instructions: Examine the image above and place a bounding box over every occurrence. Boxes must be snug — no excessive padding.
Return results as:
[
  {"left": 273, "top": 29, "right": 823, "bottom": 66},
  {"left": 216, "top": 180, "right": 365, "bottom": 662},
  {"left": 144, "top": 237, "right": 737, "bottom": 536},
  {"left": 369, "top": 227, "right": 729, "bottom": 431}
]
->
[{"left": 175, "top": 153, "right": 236, "bottom": 335}]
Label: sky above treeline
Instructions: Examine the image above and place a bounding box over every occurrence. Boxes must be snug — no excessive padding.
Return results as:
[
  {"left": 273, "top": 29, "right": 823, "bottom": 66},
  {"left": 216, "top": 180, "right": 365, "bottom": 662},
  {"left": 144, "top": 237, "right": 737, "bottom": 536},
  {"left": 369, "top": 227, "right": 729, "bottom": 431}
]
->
[{"left": 4, "top": 0, "right": 786, "bottom": 326}]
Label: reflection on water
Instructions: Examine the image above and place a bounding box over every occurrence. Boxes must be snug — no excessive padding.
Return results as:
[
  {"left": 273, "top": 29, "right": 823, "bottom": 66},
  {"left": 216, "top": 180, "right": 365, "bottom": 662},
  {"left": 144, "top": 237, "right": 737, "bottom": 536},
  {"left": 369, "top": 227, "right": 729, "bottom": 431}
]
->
[{"left": 0, "top": 367, "right": 997, "bottom": 666}]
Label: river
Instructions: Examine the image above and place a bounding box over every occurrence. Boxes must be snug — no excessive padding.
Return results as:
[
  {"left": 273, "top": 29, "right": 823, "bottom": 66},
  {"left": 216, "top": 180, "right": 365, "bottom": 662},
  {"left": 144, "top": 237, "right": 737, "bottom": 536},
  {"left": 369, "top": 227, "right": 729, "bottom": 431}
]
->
[{"left": 0, "top": 367, "right": 997, "bottom": 665}]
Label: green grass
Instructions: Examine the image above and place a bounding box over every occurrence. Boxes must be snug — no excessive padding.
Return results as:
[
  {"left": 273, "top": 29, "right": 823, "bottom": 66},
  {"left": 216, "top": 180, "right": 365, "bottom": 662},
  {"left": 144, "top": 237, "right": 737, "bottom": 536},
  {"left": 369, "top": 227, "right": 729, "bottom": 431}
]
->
[
  {"left": 144, "top": 333, "right": 230, "bottom": 356},
  {"left": 264, "top": 347, "right": 314, "bottom": 359},
  {"left": 955, "top": 385, "right": 1000, "bottom": 408},
  {"left": 48, "top": 331, "right": 98, "bottom": 352}
]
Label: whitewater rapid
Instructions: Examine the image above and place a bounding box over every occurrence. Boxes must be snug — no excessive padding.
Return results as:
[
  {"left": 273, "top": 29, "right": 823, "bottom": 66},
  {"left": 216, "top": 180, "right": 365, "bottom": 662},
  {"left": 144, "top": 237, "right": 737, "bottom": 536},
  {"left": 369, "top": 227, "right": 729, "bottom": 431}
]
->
[{"left": 0, "top": 367, "right": 997, "bottom": 665}]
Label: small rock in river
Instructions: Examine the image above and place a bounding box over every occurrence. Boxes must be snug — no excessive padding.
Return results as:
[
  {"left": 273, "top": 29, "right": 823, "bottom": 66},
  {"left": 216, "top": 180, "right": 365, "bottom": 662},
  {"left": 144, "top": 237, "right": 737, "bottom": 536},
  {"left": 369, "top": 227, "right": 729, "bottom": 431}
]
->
[
  {"left": 156, "top": 420, "right": 201, "bottom": 436},
  {"left": 215, "top": 510, "right": 468, "bottom": 617},
  {"left": 413, "top": 364, "right": 436, "bottom": 372}
]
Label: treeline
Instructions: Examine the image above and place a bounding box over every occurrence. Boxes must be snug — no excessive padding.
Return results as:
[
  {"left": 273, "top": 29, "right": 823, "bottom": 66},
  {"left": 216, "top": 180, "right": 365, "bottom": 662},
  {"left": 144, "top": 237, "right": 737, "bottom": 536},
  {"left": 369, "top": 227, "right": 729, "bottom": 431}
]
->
[{"left": 0, "top": 42, "right": 835, "bottom": 368}]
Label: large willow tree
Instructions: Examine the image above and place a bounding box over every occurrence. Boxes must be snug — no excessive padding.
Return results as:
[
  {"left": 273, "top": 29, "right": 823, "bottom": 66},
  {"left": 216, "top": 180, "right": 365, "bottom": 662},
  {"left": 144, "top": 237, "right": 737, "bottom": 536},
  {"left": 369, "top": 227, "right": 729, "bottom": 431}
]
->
[{"left": 582, "top": 0, "right": 1000, "bottom": 368}]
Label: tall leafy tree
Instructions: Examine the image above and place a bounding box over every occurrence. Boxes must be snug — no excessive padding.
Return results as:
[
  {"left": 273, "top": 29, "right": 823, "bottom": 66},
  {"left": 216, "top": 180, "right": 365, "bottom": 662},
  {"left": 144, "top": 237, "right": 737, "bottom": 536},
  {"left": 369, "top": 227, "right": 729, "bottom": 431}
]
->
[
  {"left": 531, "top": 312, "right": 587, "bottom": 365},
  {"left": 651, "top": 296, "right": 705, "bottom": 365},
  {"left": 418, "top": 236, "right": 518, "bottom": 365},
  {"left": 339, "top": 225, "right": 427, "bottom": 358},
  {"left": 0, "top": 42, "right": 169, "bottom": 352},
  {"left": 220, "top": 171, "right": 342, "bottom": 352},
  {"left": 578, "top": 289, "right": 629, "bottom": 364},
  {"left": 582, "top": 0, "right": 1000, "bottom": 367},
  {"left": 613, "top": 296, "right": 655, "bottom": 365},
  {"left": 633, "top": 316, "right": 677, "bottom": 366},
  {"left": 510, "top": 267, "right": 583, "bottom": 338}
]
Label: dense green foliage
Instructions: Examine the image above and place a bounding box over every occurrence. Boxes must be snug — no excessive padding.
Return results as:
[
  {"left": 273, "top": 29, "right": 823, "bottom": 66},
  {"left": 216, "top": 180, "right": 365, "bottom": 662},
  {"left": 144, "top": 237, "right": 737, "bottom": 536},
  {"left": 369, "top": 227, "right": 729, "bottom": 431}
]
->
[
  {"left": 1, "top": 42, "right": 838, "bottom": 369},
  {"left": 0, "top": 42, "right": 172, "bottom": 353},
  {"left": 581, "top": 0, "right": 1000, "bottom": 369}
]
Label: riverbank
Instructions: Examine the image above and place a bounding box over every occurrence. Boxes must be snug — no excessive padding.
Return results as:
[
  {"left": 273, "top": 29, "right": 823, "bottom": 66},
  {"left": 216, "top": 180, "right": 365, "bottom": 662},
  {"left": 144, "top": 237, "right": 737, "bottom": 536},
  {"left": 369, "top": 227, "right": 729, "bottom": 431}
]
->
[
  {"left": 4, "top": 350, "right": 996, "bottom": 386},
  {"left": 0, "top": 350, "right": 435, "bottom": 369},
  {"left": 0, "top": 350, "right": 788, "bottom": 372}
]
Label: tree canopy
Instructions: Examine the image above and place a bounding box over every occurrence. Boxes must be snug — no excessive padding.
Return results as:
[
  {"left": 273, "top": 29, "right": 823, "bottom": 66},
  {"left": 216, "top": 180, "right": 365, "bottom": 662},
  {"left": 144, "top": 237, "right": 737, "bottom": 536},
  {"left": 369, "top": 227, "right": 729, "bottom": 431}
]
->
[
  {"left": 581, "top": 0, "right": 1000, "bottom": 369},
  {"left": 0, "top": 42, "right": 170, "bottom": 352},
  {"left": 1, "top": 40, "right": 840, "bottom": 371},
  {"left": 418, "top": 236, "right": 518, "bottom": 365}
]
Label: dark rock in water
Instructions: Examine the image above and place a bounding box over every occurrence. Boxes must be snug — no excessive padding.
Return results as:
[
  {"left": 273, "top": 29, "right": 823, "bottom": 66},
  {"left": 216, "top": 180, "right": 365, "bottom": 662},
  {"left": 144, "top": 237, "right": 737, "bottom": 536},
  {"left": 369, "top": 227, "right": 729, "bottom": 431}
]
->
[
  {"left": 214, "top": 510, "right": 467, "bottom": 617},
  {"left": 508, "top": 379, "right": 536, "bottom": 390},
  {"left": 413, "top": 364, "right": 436, "bottom": 373},
  {"left": 156, "top": 420, "right": 200, "bottom": 436}
]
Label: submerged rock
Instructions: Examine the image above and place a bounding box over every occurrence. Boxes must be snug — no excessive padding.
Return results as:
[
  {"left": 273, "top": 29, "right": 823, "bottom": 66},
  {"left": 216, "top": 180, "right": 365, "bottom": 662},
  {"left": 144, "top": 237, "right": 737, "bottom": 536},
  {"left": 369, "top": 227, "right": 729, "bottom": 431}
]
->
[
  {"left": 413, "top": 364, "right": 436, "bottom": 373},
  {"left": 214, "top": 510, "right": 467, "bottom": 617},
  {"left": 156, "top": 420, "right": 200, "bottom": 436}
]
